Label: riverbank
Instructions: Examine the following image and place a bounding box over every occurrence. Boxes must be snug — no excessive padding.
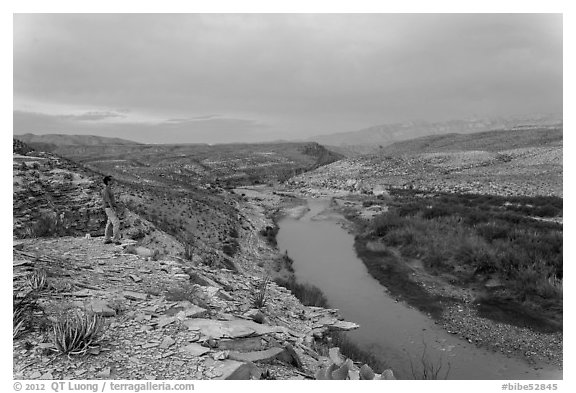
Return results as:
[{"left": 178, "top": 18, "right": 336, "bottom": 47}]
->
[
  {"left": 253, "top": 187, "right": 562, "bottom": 373},
  {"left": 330, "top": 194, "right": 563, "bottom": 370}
]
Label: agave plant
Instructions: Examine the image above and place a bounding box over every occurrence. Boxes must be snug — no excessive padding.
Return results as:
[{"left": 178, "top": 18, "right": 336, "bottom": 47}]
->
[
  {"left": 26, "top": 269, "right": 48, "bottom": 291},
  {"left": 51, "top": 310, "right": 103, "bottom": 356}
]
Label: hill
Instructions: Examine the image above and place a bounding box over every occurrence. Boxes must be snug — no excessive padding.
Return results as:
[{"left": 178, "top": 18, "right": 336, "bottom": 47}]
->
[
  {"left": 14, "top": 133, "right": 141, "bottom": 149},
  {"left": 379, "top": 126, "right": 562, "bottom": 156},
  {"left": 44, "top": 142, "right": 343, "bottom": 187},
  {"left": 289, "top": 127, "right": 563, "bottom": 198}
]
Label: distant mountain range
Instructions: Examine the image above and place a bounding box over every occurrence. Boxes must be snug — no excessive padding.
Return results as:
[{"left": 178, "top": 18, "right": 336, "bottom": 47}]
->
[
  {"left": 308, "top": 115, "right": 562, "bottom": 155},
  {"left": 14, "top": 133, "right": 141, "bottom": 147},
  {"left": 378, "top": 126, "right": 562, "bottom": 156}
]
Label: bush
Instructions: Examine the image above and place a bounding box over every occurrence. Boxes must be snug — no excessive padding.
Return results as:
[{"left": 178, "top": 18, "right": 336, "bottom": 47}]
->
[
  {"left": 455, "top": 240, "right": 498, "bottom": 274},
  {"left": 371, "top": 212, "right": 407, "bottom": 237},
  {"left": 383, "top": 227, "right": 415, "bottom": 247},
  {"left": 259, "top": 225, "right": 279, "bottom": 246},
  {"left": 475, "top": 221, "right": 510, "bottom": 242},
  {"left": 164, "top": 283, "right": 210, "bottom": 309},
  {"left": 421, "top": 204, "right": 451, "bottom": 220},
  {"left": 274, "top": 277, "right": 329, "bottom": 308},
  {"left": 20, "top": 212, "right": 68, "bottom": 238}
]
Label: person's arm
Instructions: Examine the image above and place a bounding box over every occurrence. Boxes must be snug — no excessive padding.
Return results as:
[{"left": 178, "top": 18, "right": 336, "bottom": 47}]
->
[
  {"left": 104, "top": 188, "right": 116, "bottom": 209},
  {"left": 109, "top": 189, "right": 117, "bottom": 209}
]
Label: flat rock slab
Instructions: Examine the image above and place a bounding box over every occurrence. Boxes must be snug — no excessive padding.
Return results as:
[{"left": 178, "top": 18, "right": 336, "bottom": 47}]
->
[
  {"left": 129, "top": 274, "right": 142, "bottom": 283},
  {"left": 76, "top": 299, "right": 116, "bottom": 317},
  {"left": 123, "top": 291, "right": 148, "bottom": 301},
  {"left": 213, "top": 360, "right": 261, "bottom": 380},
  {"left": 218, "top": 337, "right": 264, "bottom": 352},
  {"left": 228, "top": 347, "right": 286, "bottom": 363},
  {"left": 159, "top": 336, "right": 176, "bottom": 349},
  {"left": 183, "top": 304, "right": 209, "bottom": 318},
  {"left": 180, "top": 343, "right": 210, "bottom": 357},
  {"left": 182, "top": 318, "right": 279, "bottom": 339},
  {"left": 155, "top": 316, "right": 176, "bottom": 329},
  {"left": 331, "top": 320, "right": 359, "bottom": 331},
  {"left": 167, "top": 303, "right": 208, "bottom": 319}
]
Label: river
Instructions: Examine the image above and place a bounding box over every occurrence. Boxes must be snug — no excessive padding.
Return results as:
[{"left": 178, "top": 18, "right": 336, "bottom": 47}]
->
[{"left": 276, "top": 198, "right": 562, "bottom": 380}]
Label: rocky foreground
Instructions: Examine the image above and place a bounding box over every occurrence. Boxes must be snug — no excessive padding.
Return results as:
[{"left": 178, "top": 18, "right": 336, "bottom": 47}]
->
[{"left": 13, "top": 235, "right": 366, "bottom": 380}]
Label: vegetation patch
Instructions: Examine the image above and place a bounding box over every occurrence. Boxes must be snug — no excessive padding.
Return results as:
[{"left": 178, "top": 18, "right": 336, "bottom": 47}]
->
[
  {"left": 273, "top": 277, "right": 329, "bottom": 308},
  {"left": 354, "top": 239, "right": 447, "bottom": 319},
  {"left": 360, "top": 189, "right": 562, "bottom": 329}
]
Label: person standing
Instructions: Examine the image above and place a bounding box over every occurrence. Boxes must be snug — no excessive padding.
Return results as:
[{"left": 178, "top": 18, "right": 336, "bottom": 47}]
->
[{"left": 102, "top": 175, "right": 121, "bottom": 244}]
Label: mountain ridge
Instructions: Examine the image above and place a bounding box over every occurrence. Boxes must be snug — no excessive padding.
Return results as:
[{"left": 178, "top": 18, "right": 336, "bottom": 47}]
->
[
  {"left": 14, "top": 133, "right": 142, "bottom": 147},
  {"left": 308, "top": 115, "right": 562, "bottom": 155}
]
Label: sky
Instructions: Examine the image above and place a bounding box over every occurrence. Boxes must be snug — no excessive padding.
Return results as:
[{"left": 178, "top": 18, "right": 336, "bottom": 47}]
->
[{"left": 13, "top": 13, "right": 563, "bottom": 144}]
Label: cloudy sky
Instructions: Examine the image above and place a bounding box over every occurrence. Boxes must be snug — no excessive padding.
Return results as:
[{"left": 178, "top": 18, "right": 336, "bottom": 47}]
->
[{"left": 13, "top": 13, "right": 562, "bottom": 144}]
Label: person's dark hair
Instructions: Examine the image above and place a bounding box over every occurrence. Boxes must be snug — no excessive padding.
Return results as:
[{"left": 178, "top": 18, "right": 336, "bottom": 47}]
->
[{"left": 103, "top": 176, "right": 113, "bottom": 185}]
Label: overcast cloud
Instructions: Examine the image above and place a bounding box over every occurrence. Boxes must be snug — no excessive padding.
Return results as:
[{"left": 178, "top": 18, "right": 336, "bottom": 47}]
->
[{"left": 13, "top": 14, "right": 562, "bottom": 144}]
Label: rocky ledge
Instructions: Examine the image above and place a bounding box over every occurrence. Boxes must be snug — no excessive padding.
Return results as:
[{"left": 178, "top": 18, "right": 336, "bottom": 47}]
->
[{"left": 13, "top": 236, "right": 363, "bottom": 380}]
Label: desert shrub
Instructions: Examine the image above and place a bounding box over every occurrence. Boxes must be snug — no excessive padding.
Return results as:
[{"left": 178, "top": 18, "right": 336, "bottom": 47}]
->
[
  {"left": 165, "top": 283, "right": 210, "bottom": 309},
  {"left": 421, "top": 204, "right": 452, "bottom": 220},
  {"left": 183, "top": 242, "right": 194, "bottom": 261},
  {"left": 371, "top": 212, "right": 407, "bottom": 236},
  {"left": 532, "top": 204, "right": 561, "bottom": 217},
  {"left": 13, "top": 292, "right": 39, "bottom": 339},
  {"left": 383, "top": 227, "right": 416, "bottom": 247},
  {"left": 274, "top": 277, "right": 329, "bottom": 308},
  {"left": 423, "top": 249, "right": 447, "bottom": 271},
  {"left": 397, "top": 202, "right": 424, "bottom": 217},
  {"left": 409, "top": 342, "right": 451, "bottom": 380},
  {"left": 222, "top": 240, "right": 239, "bottom": 257},
  {"left": 455, "top": 240, "right": 498, "bottom": 274},
  {"left": 20, "top": 212, "right": 68, "bottom": 238},
  {"left": 51, "top": 310, "right": 103, "bottom": 356},
  {"left": 475, "top": 221, "right": 510, "bottom": 242},
  {"left": 462, "top": 210, "right": 491, "bottom": 225},
  {"left": 259, "top": 225, "right": 279, "bottom": 246},
  {"left": 252, "top": 276, "right": 270, "bottom": 308}
]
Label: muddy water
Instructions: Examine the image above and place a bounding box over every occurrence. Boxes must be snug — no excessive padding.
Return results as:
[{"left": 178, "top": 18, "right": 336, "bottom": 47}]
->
[{"left": 277, "top": 198, "right": 562, "bottom": 380}]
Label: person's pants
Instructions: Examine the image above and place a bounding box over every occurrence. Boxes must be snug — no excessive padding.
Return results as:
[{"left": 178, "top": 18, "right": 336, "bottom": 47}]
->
[{"left": 104, "top": 208, "right": 120, "bottom": 241}]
